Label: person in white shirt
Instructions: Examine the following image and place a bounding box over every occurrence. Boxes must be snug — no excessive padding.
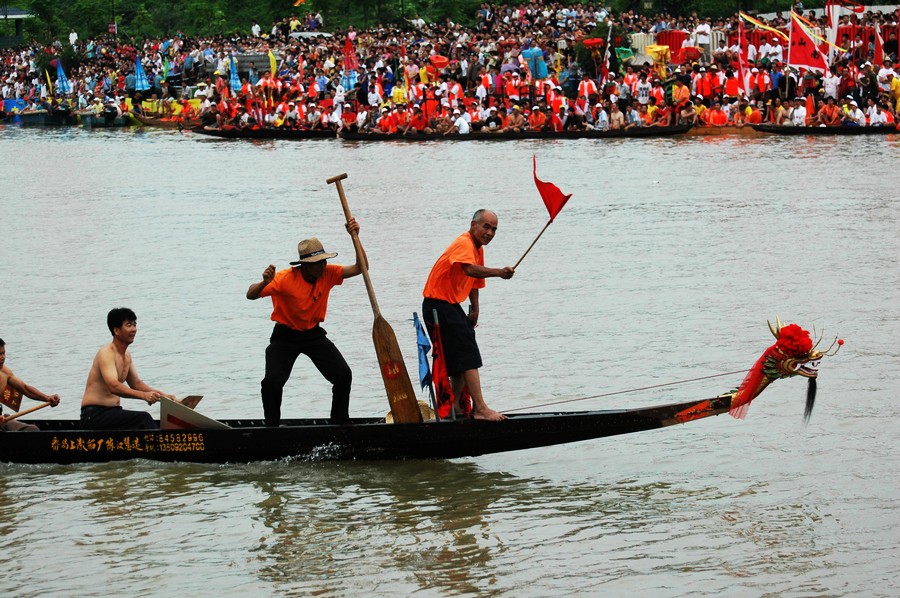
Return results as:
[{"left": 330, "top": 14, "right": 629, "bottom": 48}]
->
[
  {"left": 790, "top": 100, "right": 806, "bottom": 126},
  {"left": 694, "top": 19, "right": 712, "bottom": 62},
  {"left": 823, "top": 67, "right": 840, "bottom": 99},
  {"left": 446, "top": 109, "right": 470, "bottom": 135},
  {"left": 842, "top": 100, "right": 865, "bottom": 126},
  {"left": 877, "top": 58, "right": 897, "bottom": 93},
  {"left": 757, "top": 40, "right": 772, "bottom": 64},
  {"left": 747, "top": 43, "right": 758, "bottom": 63},
  {"left": 69, "top": 30, "right": 78, "bottom": 46},
  {"left": 868, "top": 104, "right": 888, "bottom": 126},
  {"left": 593, "top": 103, "right": 609, "bottom": 130},
  {"left": 251, "top": 21, "right": 261, "bottom": 37},
  {"left": 769, "top": 39, "right": 784, "bottom": 63}
]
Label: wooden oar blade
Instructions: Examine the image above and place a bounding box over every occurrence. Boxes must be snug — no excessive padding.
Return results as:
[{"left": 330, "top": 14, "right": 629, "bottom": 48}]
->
[
  {"left": 178, "top": 395, "right": 203, "bottom": 409},
  {"left": 373, "top": 316, "right": 423, "bottom": 423}
]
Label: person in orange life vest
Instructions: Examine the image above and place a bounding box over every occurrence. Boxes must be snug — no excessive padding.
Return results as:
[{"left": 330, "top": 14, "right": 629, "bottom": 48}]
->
[
  {"left": 814, "top": 95, "right": 838, "bottom": 126},
  {"left": 527, "top": 104, "right": 548, "bottom": 130},
  {"left": 723, "top": 69, "right": 740, "bottom": 98},
  {"left": 746, "top": 101, "right": 764, "bottom": 124},
  {"left": 339, "top": 103, "right": 357, "bottom": 131},
  {"left": 703, "top": 100, "right": 728, "bottom": 126},
  {"left": 247, "top": 220, "right": 366, "bottom": 426},
  {"left": 376, "top": 106, "right": 397, "bottom": 133},
  {"left": 505, "top": 72, "right": 521, "bottom": 103},
  {"left": 578, "top": 73, "right": 598, "bottom": 101},
  {"left": 672, "top": 78, "right": 691, "bottom": 110},
  {"left": 550, "top": 105, "right": 566, "bottom": 131},
  {"left": 709, "top": 65, "right": 724, "bottom": 97},
  {"left": 422, "top": 210, "right": 515, "bottom": 422},
  {"left": 403, "top": 104, "right": 433, "bottom": 134},
  {"left": 654, "top": 100, "right": 673, "bottom": 126}
]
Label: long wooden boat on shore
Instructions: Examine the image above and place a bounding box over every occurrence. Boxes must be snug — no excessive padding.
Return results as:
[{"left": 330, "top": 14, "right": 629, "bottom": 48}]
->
[
  {"left": 133, "top": 113, "right": 199, "bottom": 129},
  {"left": 339, "top": 124, "right": 691, "bottom": 142},
  {"left": 751, "top": 123, "right": 899, "bottom": 135},
  {"left": 191, "top": 125, "right": 337, "bottom": 140},
  {"left": 0, "top": 321, "right": 840, "bottom": 465},
  {"left": 685, "top": 125, "right": 766, "bottom": 138}
]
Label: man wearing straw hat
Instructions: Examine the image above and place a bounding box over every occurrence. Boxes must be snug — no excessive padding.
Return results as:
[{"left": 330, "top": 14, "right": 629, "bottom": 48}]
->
[{"left": 247, "top": 219, "right": 364, "bottom": 426}]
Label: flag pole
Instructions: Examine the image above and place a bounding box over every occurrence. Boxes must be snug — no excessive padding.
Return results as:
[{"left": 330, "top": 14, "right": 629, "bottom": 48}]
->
[{"left": 514, "top": 220, "right": 552, "bottom": 269}]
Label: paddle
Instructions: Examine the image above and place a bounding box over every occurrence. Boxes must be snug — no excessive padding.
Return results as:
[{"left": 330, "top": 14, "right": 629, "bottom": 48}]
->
[
  {"left": 3, "top": 401, "right": 51, "bottom": 423},
  {"left": 178, "top": 395, "right": 203, "bottom": 409},
  {"left": 326, "top": 173, "right": 423, "bottom": 424}
]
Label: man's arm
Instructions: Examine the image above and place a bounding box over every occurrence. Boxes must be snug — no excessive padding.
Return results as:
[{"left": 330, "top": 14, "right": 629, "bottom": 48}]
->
[
  {"left": 96, "top": 348, "right": 159, "bottom": 404},
  {"left": 341, "top": 218, "right": 368, "bottom": 278},
  {"left": 247, "top": 264, "right": 276, "bottom": 299},
  {"left": 124, "top": 363, "right": 175, "bottom": 402},
  {"left": 5, "top": 371, "right": 61, "bottom": 407},
  {"left": 460, "top": 263, "right": 515, "bottom": 279}
]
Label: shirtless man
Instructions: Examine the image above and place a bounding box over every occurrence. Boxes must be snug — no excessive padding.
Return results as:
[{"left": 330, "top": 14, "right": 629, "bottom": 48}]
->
[
  {"left": 0, "top": 338, "right": 61, "bottom": 431},
  {"left": 80, "top": 308, "right": 175, "bottom": 430}
]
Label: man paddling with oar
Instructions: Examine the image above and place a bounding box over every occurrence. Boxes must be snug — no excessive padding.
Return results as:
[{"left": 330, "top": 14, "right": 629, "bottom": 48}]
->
[
  {"left": 423, "top": 209, "right": 515, "bottom": 421},
  {"left": 247, "top": 221, "right": 365, "bottom": 426}
]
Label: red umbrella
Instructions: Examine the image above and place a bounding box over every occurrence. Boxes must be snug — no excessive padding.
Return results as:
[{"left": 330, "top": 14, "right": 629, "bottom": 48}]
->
[
  {"left": 582, "top": 38, "right": 605, "bottom": 48},
  {"left": 429, "top": 55, "right": 449, "bottom": 69}
]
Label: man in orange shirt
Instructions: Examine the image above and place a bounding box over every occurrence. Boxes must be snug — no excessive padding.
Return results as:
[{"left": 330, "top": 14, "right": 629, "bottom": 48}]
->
[
  {"left": 422, "top": 210, "right": 515, "bottom": 421},
  {"left": 247, "top": 219, "right": 365, "bottom": 426}
]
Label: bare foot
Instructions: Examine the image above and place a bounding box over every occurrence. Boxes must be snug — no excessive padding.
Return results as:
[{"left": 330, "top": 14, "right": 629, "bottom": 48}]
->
[{"left": 472, "top": 407, "right": 507, "bottom": 421}]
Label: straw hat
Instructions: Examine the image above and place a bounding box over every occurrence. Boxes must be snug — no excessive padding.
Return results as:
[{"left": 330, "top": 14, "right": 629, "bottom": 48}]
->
[{"left": 290, "top": 238, "right": 337, "bottom": 266}]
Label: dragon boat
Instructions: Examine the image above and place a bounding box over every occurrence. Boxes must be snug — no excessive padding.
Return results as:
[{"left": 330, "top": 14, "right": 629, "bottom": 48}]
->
[
  {"left": 750, "top": 123, "right": 899, "bottom": 135},
  {"left": 339, "top": 124, "right": 691, "bottom": 142},
  {"left": 133, "top": 113, "right": 200, "bottom": 129},
  {"left": 190, "top": 125, "right": 337, "bottom": 140},
  {"left": 0, "top": 321, "right": 840, "bottom": 465}
]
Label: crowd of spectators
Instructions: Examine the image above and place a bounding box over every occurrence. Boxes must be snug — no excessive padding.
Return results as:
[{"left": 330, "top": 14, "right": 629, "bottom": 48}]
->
[{"left": 1, "top": 2, "right": 898, "bottom": 132}]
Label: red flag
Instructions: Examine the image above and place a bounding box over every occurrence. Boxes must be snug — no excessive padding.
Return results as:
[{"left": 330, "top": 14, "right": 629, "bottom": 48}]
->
[
  {"left": 533, "top": 155, "right": 571, "bottom": 222},
  {"left": 873, "top": 25, "right": 885, "bottom": 67},
  {"left": 343, "top": 37, "right": 359, "bottom": 72},
  {"left": 429, "top": 321, "right": 471, "bottom": 419},
  {"left": 805, "top": 94, "right": 815, "bottom": 125},
  {"left": 789, "top": 14, "right": 829, "bottom": 73}
]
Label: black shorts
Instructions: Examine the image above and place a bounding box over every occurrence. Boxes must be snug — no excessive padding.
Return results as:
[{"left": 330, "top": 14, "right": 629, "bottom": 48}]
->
[
  {"left": 422, "top": 298, "right": 482, "bottom": 376},
  {"left": 81, "top": 405, "right": 158, "bottom": 430}
]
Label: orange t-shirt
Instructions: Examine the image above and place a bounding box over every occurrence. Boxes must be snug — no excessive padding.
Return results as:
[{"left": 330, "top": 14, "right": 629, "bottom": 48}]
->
[
  {"left": 260, "top": 264, "right": 344, "bottom": 331},
  {"left": 422, "top": 232, "right": 486, "bottom": 304}
]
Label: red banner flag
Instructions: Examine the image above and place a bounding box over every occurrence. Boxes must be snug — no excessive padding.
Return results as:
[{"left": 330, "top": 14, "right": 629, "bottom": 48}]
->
[
  {"left": 533, "top": 155, "right": 571, "bottom": 222},
  {"left": 429, "top": 321, "right": 471, "bottom": 419},
  {"left": 343, "top": 37, "right": 359, "bottom": 72},
  {"left": 789, "top": 14, "right": 829, "bottom": 73}
]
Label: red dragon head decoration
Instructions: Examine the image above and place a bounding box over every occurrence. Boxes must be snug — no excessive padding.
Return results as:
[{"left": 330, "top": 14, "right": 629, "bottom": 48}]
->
[{"left": 730, "top": 318, "right": 843, "bottom": 421}]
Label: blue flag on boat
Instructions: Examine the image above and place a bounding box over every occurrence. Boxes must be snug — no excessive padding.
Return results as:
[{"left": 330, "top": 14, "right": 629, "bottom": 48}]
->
[
  {"left": 55, "top": 60, "right": 72, "bottom": 95},
  {"left": 229, "top": 55, "right": 241, "bottom": 92},
  {"left": 134, "top": 57, "right": 151, "bottom": 91},
  {"left": 412, "top": 312, "right": 433, "bottom": 399}
]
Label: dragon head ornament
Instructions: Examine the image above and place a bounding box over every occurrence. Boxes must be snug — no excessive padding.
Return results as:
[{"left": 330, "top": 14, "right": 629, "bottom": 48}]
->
[{"left": 730, "top": 317, "right": 843, "bottom": 421}]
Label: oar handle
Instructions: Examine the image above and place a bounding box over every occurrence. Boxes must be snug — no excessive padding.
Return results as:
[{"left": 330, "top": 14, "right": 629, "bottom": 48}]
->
[
  {"left": 326, "top": 173, "right": 381, "bottom": 317},
  {"left": 4, "top": 401, "right": 51, "bottom": 423}
]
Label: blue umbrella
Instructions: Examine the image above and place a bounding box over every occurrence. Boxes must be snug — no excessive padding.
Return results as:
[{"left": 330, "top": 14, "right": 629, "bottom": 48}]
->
[
  {"left": 56, "top": 60, "right": 72, "bottom": 94},
  {"left": 229, "top": 55, "right": 241, "bottom": 92},
  {"left": 134, "top": 57, "right": 151, "bottom": 91}
]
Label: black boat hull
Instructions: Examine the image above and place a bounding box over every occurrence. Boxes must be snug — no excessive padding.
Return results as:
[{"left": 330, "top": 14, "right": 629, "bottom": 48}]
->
[
  {"left": 340, "top": 125, "right": 691, "bottom": 141},
  {"left": 751, "top": 123, "right": 899, "bottom": 135},
  {"left": 0, "top": 395, "right": 731, "bottom": 464},
  {"left": 191, "top": 126, "right": 337, "bottom": 139}
]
